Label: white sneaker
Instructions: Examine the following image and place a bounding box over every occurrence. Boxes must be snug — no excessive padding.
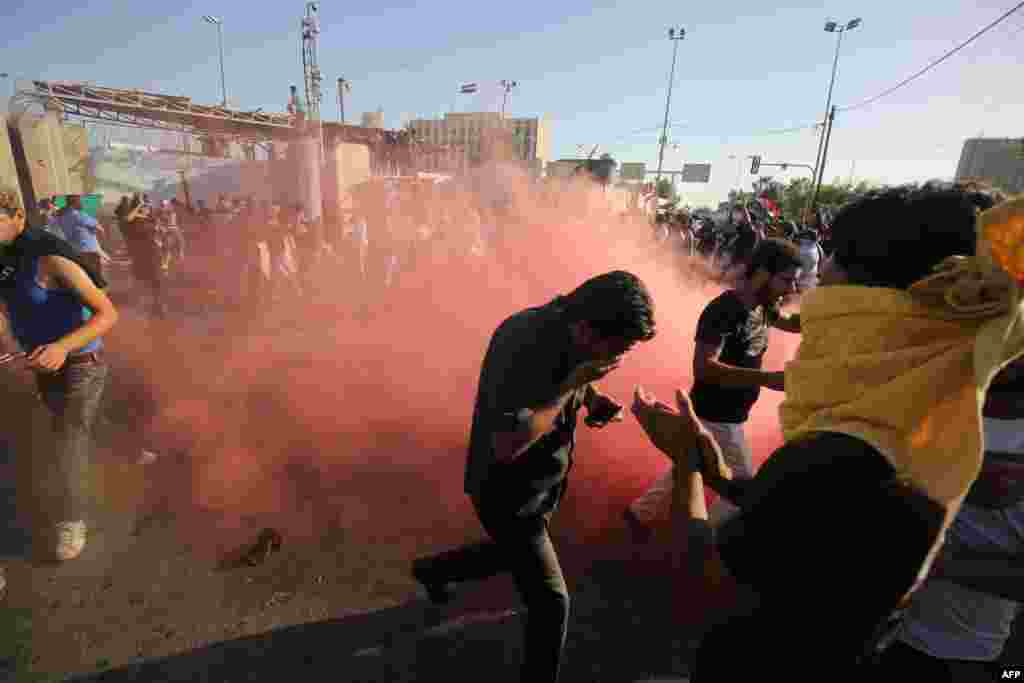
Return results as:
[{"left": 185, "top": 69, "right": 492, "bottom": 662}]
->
[{"left": 56, "top": 520, "right": 87, "bottom": 561}]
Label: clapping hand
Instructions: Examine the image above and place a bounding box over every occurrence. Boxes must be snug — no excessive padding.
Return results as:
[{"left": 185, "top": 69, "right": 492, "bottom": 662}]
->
[{"left": 631, "top": 386, "right": 732, "bottom": 483}]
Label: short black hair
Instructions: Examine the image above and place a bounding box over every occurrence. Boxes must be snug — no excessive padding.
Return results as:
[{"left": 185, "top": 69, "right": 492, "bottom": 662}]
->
[
  {"left": 828, "top": 183, "right": 996, "bottom": 289},
  {"left": 744, "top": 237, "right": 804, "bottom": 279},
  {"left": 562, "top": 270, "right": 656, "bottom": 343}
]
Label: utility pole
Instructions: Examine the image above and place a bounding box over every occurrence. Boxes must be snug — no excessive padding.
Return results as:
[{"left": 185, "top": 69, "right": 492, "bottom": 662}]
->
[
  {"left": 655, "top": 27, "right": 685, "bottom": 188},
  {"left": 811, "top": 17, "right": 861, "bottom": 209},
  {"left": 811, "top": 105, "right": 837, "bottom": 209}
]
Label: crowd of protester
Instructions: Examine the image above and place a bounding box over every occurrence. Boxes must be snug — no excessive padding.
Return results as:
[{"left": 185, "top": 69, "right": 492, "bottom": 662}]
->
[{"left": 4, "top": 177, "right": 1024, "bottom": 683}]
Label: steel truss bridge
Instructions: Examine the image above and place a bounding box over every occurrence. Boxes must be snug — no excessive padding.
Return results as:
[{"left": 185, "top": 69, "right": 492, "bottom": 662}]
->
[{"left": 8, "top": 80, "right": 467, "bottom": 174}]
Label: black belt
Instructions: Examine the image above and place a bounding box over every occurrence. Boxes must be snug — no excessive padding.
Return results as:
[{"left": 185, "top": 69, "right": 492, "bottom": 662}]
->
[{"left": 66, "top": 351, "right": 102, "bottom": 365}]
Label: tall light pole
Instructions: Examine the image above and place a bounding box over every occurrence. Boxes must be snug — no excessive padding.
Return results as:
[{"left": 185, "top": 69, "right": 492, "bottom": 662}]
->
[
  {"left": 337, "top": 78, "right": 349, "bottom": 124},
  {"left": 811, "top": 17, "right": 861, "bottom": 209},
  {"left": 500, "top": 79, "right": 518, "bottom": 117},
  {"left": 202, "top": 15, "right": 228, "bottom": 107},
  {"left": 655, "top": 27, "right": 685, "bottom": 189}
]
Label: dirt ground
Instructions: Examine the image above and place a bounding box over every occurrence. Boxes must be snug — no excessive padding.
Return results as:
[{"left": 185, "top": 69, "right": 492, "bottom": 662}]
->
[{"left": 0, "top": 260, "right": 698, "bottom": 683}]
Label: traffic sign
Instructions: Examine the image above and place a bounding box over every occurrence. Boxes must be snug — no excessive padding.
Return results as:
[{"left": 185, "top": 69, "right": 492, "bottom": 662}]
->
[{"left": 680, "top": 163, "right": 711, "bottom": 183}]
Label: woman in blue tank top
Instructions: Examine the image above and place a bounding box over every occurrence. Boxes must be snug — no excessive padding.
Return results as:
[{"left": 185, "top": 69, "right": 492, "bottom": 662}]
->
[{"left": 0, "top": 194, "right": 119, "bottom": 563}]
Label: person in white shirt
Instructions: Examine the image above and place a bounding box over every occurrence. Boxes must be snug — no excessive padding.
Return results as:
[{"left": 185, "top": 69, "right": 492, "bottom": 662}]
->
[{"left": 870, "top": 359, "right": 1024, "bottom": 677}]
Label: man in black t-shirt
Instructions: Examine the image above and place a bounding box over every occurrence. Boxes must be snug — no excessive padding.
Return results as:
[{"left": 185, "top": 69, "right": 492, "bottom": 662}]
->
[
  {"left": 630, "top": 184, "right": 1005, "bottom": 679},
  {"left": 411, "top": 271, "right": 656, "bottom": 683},
  {"left": 627, "top": 238, "right": 803, "bottom": 532}
]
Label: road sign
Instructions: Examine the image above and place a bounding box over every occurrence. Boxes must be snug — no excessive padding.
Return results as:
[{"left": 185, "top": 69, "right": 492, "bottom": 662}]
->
[
  {"left": 680, "top": 163, "right": 711, "bottom": 183},
  {"left": 620, "top": 162, "right": 647, "bottom": 181}
]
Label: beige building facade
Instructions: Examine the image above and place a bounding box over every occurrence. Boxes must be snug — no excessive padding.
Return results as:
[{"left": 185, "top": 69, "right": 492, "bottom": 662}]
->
[
  {"left": 955, "top": 137, "right": 1024, "bottom": 195},
  {"left": 409, "top": 112, "right": 550, "bottom": 169}
]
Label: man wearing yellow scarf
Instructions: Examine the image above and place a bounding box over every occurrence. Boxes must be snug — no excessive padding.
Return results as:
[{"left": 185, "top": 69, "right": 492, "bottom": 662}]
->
[{"left": 632, "top": 184, "right": 1024, "bottom": 678}]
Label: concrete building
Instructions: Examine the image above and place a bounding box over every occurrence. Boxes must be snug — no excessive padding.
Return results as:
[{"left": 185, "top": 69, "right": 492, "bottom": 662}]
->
[
  {"left": 0, "top": 119, "right": 25, "bottom": 205},
  {"left": 546, "top": 157, "right": 617, "bottom": 184},
  {"left": 361, "top": 110, "right": 384, "bottom": 129},
  {"left": 408, "top": 112, "right": 550, "bottom": 169},
  {"left": 955, "top": 137, "right": 1024, "bottom": 194},
  {"left": 2, "top": 109, "right": 92, "bottom": 210}
]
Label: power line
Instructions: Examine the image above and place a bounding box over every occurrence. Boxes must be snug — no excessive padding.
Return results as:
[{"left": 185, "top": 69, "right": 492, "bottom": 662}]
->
[
  {"left": 610, "top": 121, "right": 818, "bottom": 146},
  {"left": 839, "top": 0, "right": 1024, "bottom": 113}
]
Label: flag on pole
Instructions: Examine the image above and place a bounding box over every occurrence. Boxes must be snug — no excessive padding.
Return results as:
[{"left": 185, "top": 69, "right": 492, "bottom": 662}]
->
[{"left": 459, "top": 83, "right": 478, "bottom": 94}]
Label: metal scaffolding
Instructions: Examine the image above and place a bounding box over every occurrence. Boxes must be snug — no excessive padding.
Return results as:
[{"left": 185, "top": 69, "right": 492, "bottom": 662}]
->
[{"left": 18, "top": 80, "right": 293, "bottom": 146}]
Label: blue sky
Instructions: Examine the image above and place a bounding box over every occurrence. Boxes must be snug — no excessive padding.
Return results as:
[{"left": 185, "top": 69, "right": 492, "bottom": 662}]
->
[{"left": 4, "top": 0, "right": 1022, "bottom": 204}]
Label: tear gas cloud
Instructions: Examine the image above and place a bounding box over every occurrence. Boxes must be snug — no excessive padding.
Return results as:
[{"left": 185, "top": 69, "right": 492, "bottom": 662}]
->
[{"left": 86, "top": 166, "right": 801, "bottom": 562}]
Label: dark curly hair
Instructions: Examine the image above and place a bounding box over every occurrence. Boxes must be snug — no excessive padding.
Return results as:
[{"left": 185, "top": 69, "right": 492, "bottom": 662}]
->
[
  {"left": 563, "top": 270, "right": 656, "bottom": 343},
  {"left": 828, "top": 182, "right": 1001, "bottom": 289}
]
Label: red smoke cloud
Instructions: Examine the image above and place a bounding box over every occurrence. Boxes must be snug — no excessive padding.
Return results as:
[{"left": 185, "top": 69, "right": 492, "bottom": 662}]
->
[{"left": 93, "top": 168, "right": 801, "bottom": 568}]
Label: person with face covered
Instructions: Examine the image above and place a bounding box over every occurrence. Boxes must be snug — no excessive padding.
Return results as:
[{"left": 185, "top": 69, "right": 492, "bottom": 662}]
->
[
  {"left": 630, "top": 185, "right": 1024, "bottom": 679},
  {"left": 868, "top": 357, "right": 1024, "bottom": 677},
  {"left": 411, "top": 271, "right": 656, "bottom": 683},
  {"left": 626, "top": 238, "right": 803, "bottom": 536}
]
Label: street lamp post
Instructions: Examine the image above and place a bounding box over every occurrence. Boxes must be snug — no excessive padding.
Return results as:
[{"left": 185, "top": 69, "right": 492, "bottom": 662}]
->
[
  {"left": 337, "top": 78, "right": 349, "bottom": 124},
  {"left": 655, "top": 27, "right": 685, "bottom": 189},
  {"left": 811, "top": 17, "right": 861, "bottom": 210},
  {"left": 500, "top": 79, "right": 518, "bottom": 117},
  {"left": 203, "top": 15, "right": 228, "bottom": 107}
]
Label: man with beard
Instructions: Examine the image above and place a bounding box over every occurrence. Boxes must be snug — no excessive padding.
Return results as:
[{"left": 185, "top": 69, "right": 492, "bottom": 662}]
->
[
  {"left": 411, "top": 271, "right": 656, "bottom": 683},
  {"left": 631, "top": 185, "right": 1023, "bottom": 679},
  {"left": 626, "top": 238, "right": 803, "bottom": 535}
]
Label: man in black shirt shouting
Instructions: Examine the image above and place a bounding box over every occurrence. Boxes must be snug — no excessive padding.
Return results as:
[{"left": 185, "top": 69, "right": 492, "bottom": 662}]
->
[
  {"left": 627, "top": 239, "right": 803, "bottom": 533},
  {"left": 412, "top": 271, "right": 656, "bottom": 683}
]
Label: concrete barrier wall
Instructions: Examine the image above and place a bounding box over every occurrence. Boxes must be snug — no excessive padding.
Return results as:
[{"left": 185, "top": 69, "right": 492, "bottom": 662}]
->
[
  {"left": 11, "top": 114, "right": 89, "bottom": 202},
  {"left": 323, "top": 142, "right": 371, "bottom": 206},
  {"left": 0, "top": 121, "right": 25, "bottom": 205}
]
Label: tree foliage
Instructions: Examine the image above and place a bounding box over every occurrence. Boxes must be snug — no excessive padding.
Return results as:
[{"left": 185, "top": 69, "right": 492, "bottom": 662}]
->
[{"left": 777, "top": 177, "right": 877, "bottom": 218}]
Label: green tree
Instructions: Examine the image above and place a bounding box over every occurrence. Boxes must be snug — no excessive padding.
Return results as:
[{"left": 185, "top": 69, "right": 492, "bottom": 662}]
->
[{"left": 778, "top": 177, "right": 877, "bottom": 219}]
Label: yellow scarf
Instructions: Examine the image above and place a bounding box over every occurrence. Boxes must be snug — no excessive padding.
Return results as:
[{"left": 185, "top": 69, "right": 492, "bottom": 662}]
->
[{"left": 780, "top": 198, "right": 1024, "bottom": 516}]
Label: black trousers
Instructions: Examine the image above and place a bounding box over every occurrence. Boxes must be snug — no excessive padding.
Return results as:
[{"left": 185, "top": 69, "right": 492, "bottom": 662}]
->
[{"left": 417, "top": 498, "right": 570, "bottom": 683}]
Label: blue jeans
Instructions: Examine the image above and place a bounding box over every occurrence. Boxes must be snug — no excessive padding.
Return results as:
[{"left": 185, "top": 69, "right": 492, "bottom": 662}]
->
[{"left": 35, "top": 358, "right": 108, "bottom": 522}]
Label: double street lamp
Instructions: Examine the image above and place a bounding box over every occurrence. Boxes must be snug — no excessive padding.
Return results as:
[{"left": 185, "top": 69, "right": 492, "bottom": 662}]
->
[
  {"left": 655, "top": 27, "right": 685, "bottom": 187},
  {"left": 203, "top": 15, "right": 228, "bottom": 107},
  {"left": 499, "top": 79, "right": 518, "bottom": 117},
  {"left": 811, "top": 17, "right": 861, "bottom": 209}
]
